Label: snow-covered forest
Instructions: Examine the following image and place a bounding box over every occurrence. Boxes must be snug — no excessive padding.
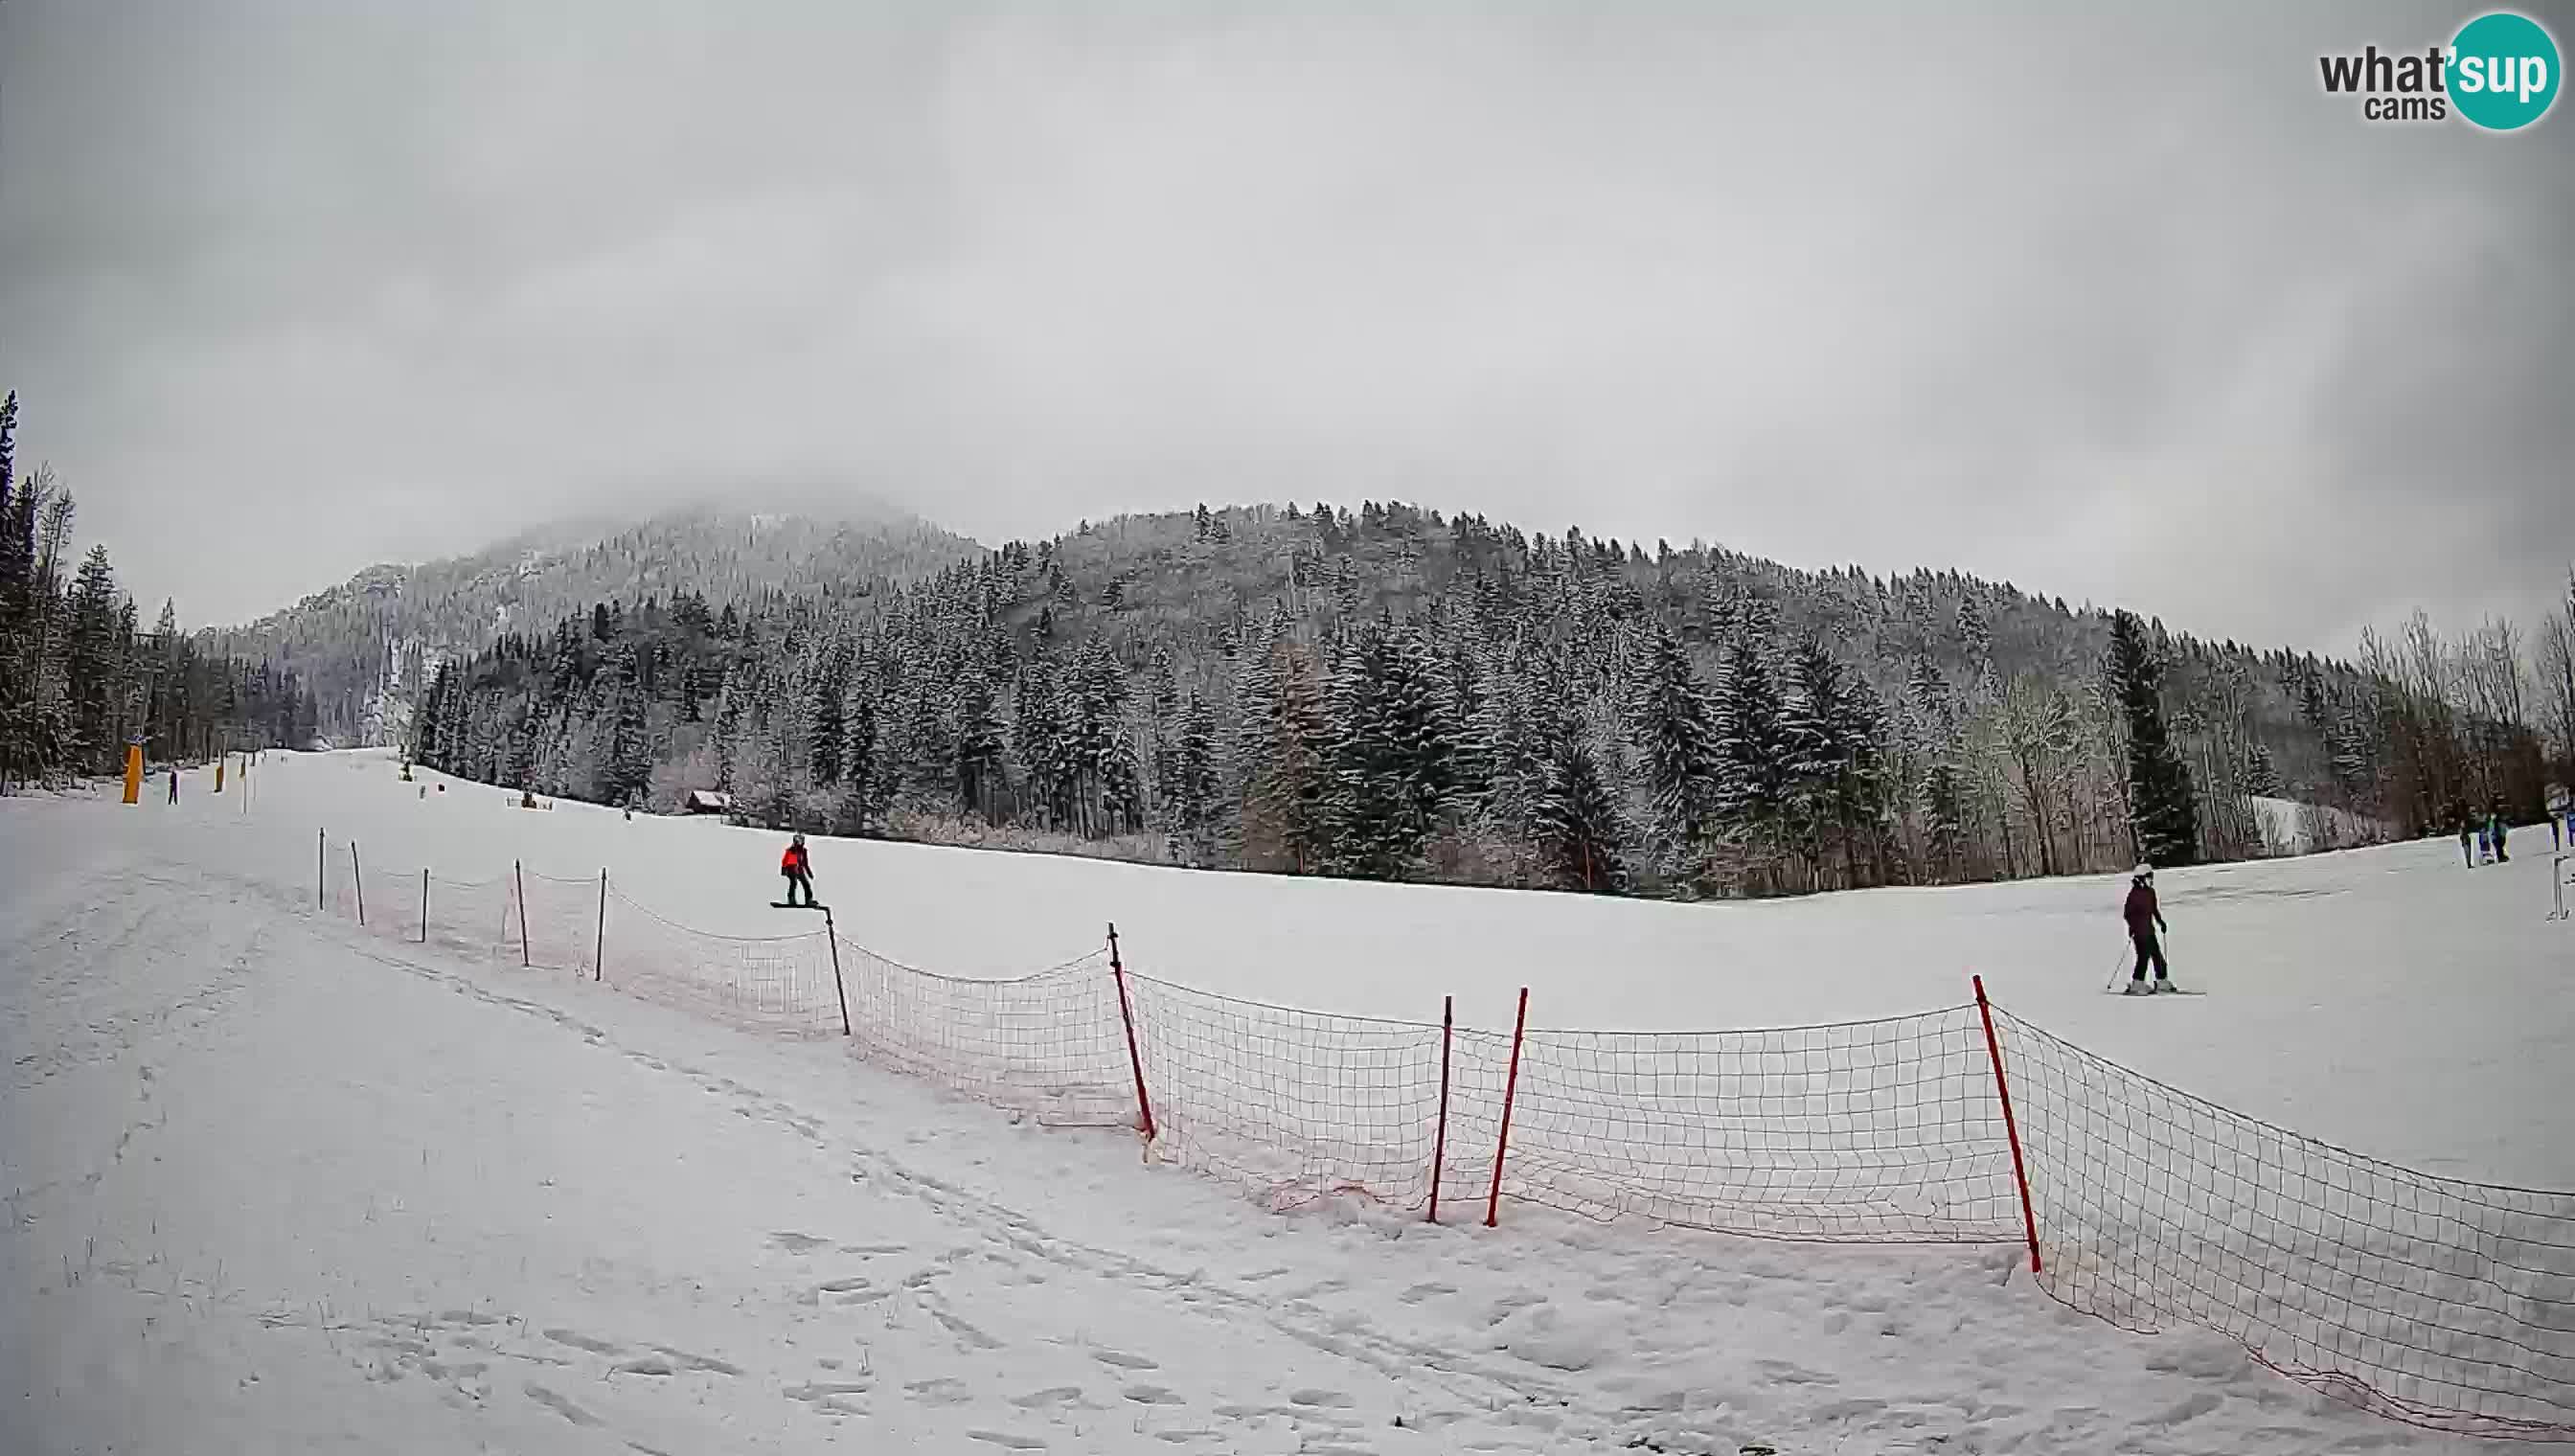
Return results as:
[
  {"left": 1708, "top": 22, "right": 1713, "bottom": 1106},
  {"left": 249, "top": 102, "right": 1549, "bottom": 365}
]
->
[
  {"left": 205, "top": 510, "right": 986, "bottom": 744},
  {"left": 407, "top": 499, "right": 2575, "bottom": 900},
  {"left": 0, "top": 394, "right": 318, "bottom": 790}
]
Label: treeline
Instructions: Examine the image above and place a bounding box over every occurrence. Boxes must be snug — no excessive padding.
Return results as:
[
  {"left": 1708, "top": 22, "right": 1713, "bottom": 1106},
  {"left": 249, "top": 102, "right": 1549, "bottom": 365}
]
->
[
  {"left": 207, "top": 509, "right": 986, "bottom": 743},
  {"left": 0, "top": 393, "right": 318, "bottom": 790},
  {"left": 402, "top": 500, "right": 2569, "bottom": 899}
]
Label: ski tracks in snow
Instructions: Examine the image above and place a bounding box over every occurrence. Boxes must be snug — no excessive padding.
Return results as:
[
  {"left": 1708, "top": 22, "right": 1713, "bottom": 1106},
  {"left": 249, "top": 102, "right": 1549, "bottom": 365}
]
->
[
  {"left": 4, "top": 817, "right": 2478, "bottom": 1455},
  {"left": 315, "top": 923, "right": 1583, "bottom": 1453}
]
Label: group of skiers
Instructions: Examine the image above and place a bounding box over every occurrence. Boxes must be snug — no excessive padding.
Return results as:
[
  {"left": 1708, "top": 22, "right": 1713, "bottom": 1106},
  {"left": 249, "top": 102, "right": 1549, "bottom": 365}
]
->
[{"left": 2460, "top": 806, "right": 2519, "bottom": 867}]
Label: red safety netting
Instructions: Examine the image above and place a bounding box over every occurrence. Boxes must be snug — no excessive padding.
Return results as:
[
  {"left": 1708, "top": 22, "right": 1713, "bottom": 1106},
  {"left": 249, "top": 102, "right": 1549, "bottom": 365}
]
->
[
  {"left": 836, "top": 941, "right": 1133, "bottom": 1128},
  {"left": 502, "top": 867, "right": 608, "bottom": 976},
  {"left": 1124, "top": 975, "right": 1447, "bottom": 1211},
  {"left": 597, "top": 889, "right": 848, "bottom": 1038},
  {"left": 324, "top": 846, "right": 513, "bottom": 960},
  {"left": 1444, "top": 1008, "right": 2022, "bottom": 1243},
  {"left": 280, "top": 827, "right": 2575, "bottom": 1443},
  {"left": 1993, "top": 1007, "right": 2575, "bottom": 1441}
]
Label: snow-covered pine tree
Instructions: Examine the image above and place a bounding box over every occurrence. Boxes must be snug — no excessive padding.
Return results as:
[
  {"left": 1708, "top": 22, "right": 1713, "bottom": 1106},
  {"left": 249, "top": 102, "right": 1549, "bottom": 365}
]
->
[
  {"left": 1324, "top": 620, "right": 1455, "bottom": 880},
  {"left": 1527, "top": 701, "right": 1629, "bottom": 893},
  {"left": 1710, "top": 624, "right": 1792, "bottom": 892},
  {"left": 954, "top": 671, "right": 1007, "bottom": 823},
  {"left": 1240, "top": 634, "right": 1333, "bottom": 874},
  {"left": 603, "top": 643, "right": 652, "bottom": 807},
  {"left": 1629, "top": 624, "right": 1722, "bottom": 888},
  {"left": 2108, "top": 609, "right": 2199, "bottom": 866}
]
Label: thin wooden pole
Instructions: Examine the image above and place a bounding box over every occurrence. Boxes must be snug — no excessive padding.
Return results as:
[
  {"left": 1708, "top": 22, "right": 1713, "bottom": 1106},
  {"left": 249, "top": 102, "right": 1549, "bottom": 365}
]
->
[
  {"left": 1974, "top": 974, "right": 2044, "bottom": 1275},
  {"left": 1485, "top": 987, "right": 1529, "bottom": 1229},
  {"left": 822, "top": 907, "right": 853, "bottom": 1036},
  {"left": 1428, "top": 994, "right": 1454, "bottom": 1223},
  {"left": 1108, "top": 923, "right": 1156, "bottom": 1141}
]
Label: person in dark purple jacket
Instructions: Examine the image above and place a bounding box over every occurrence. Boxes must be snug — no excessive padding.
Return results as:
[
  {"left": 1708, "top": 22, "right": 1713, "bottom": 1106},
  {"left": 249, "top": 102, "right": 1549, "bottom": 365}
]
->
[{"left": 2123, "top": 864, "right": 2171, "bottom": 994}]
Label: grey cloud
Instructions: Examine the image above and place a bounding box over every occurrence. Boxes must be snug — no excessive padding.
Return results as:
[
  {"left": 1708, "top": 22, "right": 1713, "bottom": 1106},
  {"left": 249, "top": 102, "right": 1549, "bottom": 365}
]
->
[{"left": 1, "top": 0, "right": 2566, "bottom": 650}]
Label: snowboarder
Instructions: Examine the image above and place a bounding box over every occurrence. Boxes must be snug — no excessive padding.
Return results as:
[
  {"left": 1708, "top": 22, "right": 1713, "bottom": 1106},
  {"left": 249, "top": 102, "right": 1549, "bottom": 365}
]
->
[
  {"left": 2123, "top": 863, "right": 2171, "bottom": 994},
  {"left": 780, "top": 832, "right": 817, "bottom": 908}
]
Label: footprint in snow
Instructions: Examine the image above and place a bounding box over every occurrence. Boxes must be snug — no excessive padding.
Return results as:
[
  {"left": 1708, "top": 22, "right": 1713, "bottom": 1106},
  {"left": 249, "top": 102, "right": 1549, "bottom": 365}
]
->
[
  {"left": 1288, "top": 1389, "right": 1356, "bottom": 1409},
  {"left": 768, "top": 1231, "right": 833, "bottom": 1254},
  {"left": 1011, "top": 1386, "right": 1086, "bottom": 1409},
  {"left": 783, "top": 1380, "right": 875, "bottom": 1401},
  {"left": 648, "top": 1345, "right": 743, "bottom": 1376},
  {"left": 542, "top": 1329, "right": 623, "bottom": 1356},
  {"left": 967, "top": 1432, "right": 1047, "bottom": 1450},
  {"left": 1093, "top": 1349, "right": 1159, "bottom": 1370},
  {"left": 522, "top": 1383, "right": 600, "bottom": 1426}
]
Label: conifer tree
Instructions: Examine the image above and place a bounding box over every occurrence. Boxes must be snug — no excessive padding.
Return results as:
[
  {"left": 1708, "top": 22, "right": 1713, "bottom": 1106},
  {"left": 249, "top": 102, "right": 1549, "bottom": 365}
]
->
[
  {"left": 1629, "top": 624, "right": 1721, "bottom": 884},
  {"left": 2108, "top": 609, "right": 2199, "bottom": 866}
]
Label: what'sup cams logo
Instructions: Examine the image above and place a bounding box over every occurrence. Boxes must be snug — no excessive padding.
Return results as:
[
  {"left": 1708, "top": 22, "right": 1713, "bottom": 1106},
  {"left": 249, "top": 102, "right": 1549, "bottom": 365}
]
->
[{"left": 2318, "top": 10, "right": 2560, "bottom": 128}]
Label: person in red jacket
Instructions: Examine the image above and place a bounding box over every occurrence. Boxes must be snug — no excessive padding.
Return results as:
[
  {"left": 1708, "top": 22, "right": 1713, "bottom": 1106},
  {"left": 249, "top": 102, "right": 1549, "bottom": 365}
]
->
[
  {"left": 2123, "top": 863, "right": 2170, "bottom": 994},
  {"left": 780, "top": 832, "right": 816, "bottom": 907}
]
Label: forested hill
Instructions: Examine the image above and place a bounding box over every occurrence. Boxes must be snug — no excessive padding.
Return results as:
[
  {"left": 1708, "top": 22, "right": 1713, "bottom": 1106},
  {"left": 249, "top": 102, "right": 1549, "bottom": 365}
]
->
[
  {"left": 203, "top": 508, "right": 986, "bottom": 743},
  {"left": 404, "top": 498, "right": 2570, "bottom": 901},
  {"left": 0, "top": 392, "right": 319, "bottom": 789}
]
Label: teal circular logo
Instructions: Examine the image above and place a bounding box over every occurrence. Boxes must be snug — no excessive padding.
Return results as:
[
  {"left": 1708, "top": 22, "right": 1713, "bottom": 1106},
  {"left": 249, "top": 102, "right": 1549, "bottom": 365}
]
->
[{"left": 2450, "top": 11, "right": 2561, "bottom": 130}]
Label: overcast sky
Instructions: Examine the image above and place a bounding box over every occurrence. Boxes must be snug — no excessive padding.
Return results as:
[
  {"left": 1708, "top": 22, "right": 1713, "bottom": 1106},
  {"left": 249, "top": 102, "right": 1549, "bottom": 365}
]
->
[{"left": 2, "top": 2, "right": 2568, "bottom": 651}]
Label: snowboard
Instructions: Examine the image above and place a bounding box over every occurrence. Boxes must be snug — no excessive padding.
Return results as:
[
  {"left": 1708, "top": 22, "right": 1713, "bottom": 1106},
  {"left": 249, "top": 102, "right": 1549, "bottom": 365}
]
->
[{"left": 770, "top": 901, "right": 830, "bottom": 911}]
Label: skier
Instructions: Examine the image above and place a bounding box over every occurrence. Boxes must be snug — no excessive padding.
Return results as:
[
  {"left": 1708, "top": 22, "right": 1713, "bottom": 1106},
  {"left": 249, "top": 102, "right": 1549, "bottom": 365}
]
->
[
  {"left": 2550, "top": 784, "right": 2570, "bottom": 852},
  {"left": 2490, "top": 808, "right": 2509, "bottom": 864},
  {"left": 2460, "top": 811, "right": 2475, "bottom": 868},
  {"left": 2477, "top": 816, "right": 2495, "bottom": 865},
  {"left": 2123, "top": 863, "right": 2172, "bottom": 994},
  {"left": 168, "top": 767, "right": 179, "bottom": 805},
  {"left": 780, "top": 832, "right": 817, "bottom": 908}
]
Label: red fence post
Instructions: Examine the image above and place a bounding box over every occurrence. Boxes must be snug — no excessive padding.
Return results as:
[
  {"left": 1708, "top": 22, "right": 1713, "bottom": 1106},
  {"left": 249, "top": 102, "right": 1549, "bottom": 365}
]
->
[
  {"left": 594, "top": 869, "right": 607, "bottom": 982},
  {"left": 1107, "top": 923, "right": 1156, "bottom": 1141},
  {"left": 513, "top": 860, "right": 531, "bottom": 968},
  {"left": 1428, "top": 994, "right": 1454, "bottom": 1223},
  {"left": 420, "top": 868, "right": 430, "bottom": 944},
  {"left": 1973, "top": 974, "right": 2043, "bottom": 1275},
  {"left": 352, "top": 841, "right": 366, "bottom": 927},
  {"left": 1485, "top": 987, "right": 1528, "bottom": 1229},
  {"left": 821, "top": 907, "right": 853, "bottom": 1037}
]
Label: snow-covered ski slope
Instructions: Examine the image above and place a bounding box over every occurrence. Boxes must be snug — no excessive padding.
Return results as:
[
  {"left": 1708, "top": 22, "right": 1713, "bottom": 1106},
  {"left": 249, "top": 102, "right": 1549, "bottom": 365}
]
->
[{"left": 4, "top": 749, "right": 2568, "bottom": 1453}]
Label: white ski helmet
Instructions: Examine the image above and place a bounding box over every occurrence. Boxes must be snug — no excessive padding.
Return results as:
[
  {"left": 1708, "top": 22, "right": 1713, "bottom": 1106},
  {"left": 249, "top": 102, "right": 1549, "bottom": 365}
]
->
[{"left": 2132, "top": 862, "right": 2154, "bottom": 881}]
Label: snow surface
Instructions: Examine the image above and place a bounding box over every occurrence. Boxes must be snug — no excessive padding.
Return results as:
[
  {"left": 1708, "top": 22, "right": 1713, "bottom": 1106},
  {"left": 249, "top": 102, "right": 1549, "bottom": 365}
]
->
[
  {"left": 6, "top": 749, "right": 2566, "bottom": 1453},
  {"left": 2249, "top": 794, "right": 2392, "bottom": 856}
]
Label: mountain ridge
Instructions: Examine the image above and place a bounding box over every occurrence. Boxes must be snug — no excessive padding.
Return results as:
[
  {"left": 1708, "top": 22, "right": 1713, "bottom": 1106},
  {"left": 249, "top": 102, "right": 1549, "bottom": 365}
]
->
[{"left": 202, "top": 505, "right": 989, "bottom": 742}]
